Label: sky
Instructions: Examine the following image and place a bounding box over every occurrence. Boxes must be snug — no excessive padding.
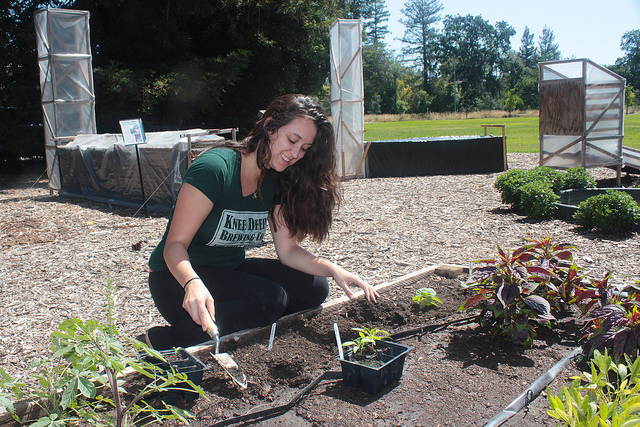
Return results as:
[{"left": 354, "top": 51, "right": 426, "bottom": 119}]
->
[{"left": 384, "top": 0, "right": 640, "bottom": 66}]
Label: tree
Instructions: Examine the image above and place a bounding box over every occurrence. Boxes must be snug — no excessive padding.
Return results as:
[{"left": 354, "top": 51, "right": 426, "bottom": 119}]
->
[
  {"left": 363, "top": 44, "right": 405, "bottom": 114},
  {"left": 362, "top": 0, "right": 390, "bottom": 46},
  {"left": 0, "top": 0, "right": 68, "bottom": 171},
  {"left": 399, "top": 0, "right": 444, "bottom": 91},
  {"left": 513, "top": 67, "right": 540, "bottom": 110},
  {"left": 519, "top": 26, "right": 538, "bottom": 68},
  {"left": 437, "top": 14, "right": 514, "bottom": 111},
  {"left": 66, "top": 0, "right": 347, "bottom": 134},
  {"left": 625, "top": 85, "right": 636, "bottom": 114},
  {"left": 504, "top": 89, "right": 523, "bottom": 117},
  {"left": 614, "top": 30, "right": 640, "bottom": 91},
  {"left": 538, "top": 25, "right": 561, "bottom": 62}
]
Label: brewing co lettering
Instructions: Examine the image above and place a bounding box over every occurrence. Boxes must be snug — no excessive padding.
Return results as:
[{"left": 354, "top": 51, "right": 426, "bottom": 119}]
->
[{"left": 207, "top": 209, "right": 268, "bottom": 247}]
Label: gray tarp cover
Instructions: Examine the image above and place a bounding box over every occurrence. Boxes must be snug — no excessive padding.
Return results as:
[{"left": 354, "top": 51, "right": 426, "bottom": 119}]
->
[{"left": 57, "top": 130, "right": 223, "bottom": 212}]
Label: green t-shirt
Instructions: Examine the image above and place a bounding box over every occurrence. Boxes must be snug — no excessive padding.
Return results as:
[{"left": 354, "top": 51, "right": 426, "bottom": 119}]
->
[{"left": 149, "top": 148, "right": 276, "bottom": 271}]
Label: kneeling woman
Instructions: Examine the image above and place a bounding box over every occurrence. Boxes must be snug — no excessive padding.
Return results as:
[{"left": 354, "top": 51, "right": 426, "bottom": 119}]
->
[{"left": 145, "top": 94, "right": 379, "bottom": 350}]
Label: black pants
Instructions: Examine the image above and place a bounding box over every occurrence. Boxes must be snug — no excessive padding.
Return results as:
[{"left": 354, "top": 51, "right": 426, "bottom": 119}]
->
[{"left": 147, "top": 258, "right": 329, "bottom": 350}]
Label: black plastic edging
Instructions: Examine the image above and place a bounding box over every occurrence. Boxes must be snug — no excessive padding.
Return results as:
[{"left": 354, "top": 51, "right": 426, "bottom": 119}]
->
[{"left": 483, "top": 346, "right": 583, "bottom": 427}]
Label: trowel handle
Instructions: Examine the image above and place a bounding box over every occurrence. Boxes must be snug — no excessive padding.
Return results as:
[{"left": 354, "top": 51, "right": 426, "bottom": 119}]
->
[{"left": 203, "top": 310, "right": 219, "bottom": 339}]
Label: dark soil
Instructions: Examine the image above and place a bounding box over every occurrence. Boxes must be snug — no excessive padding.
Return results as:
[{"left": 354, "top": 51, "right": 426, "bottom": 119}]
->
[{"left": 151, "top": 273, "right": 584, "bottom": 427}]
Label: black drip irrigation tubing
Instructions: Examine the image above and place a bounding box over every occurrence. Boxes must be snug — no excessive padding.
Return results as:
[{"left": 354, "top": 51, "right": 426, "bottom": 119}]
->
[
  {"left": 389, "top": 315, "right": 479, "bottom": 341},
  {"left": 482, "top": 346, "right": 583, "bottom": 427},
  {"left": 206, "top": 371, "right": 342, "bottom": 427},
  {"left": 204, "top": 315, "right": 479, "bottom": 427}
]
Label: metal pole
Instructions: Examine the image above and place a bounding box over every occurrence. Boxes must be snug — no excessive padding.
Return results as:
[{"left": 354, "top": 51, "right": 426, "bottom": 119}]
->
[{"left": 134, "top": 145, "right": 148, "bottom": 217}]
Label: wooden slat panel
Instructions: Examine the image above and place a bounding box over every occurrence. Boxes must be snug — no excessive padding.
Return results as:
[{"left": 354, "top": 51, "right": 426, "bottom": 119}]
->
[{"left": 539, "top": 79, "right": 585, "bottom": 136}]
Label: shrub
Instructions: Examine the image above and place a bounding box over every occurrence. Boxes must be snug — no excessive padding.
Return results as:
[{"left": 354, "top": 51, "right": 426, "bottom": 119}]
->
[
  {"left": 553, "top": 166, "right": 597, "bottom": 192},
  {"left": 574, "top": 190, "right": 640, "bottom": 232},
  {"left": 519, "top": 181, "right": 559, "bottom": 219},
  {"left": 495, "top": 169, "right": 531, "bottom": 208},
  {"left": 528, "top": 166, "right": 562, "bottom": 187},
  {"left": 495, "top": 167, "right": 561, "bottom": 211}
]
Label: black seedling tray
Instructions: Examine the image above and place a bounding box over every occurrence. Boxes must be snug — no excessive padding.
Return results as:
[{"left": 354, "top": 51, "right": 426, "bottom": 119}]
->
[{"left": 140, "top": 347, "right": 207, "bottom": 404}]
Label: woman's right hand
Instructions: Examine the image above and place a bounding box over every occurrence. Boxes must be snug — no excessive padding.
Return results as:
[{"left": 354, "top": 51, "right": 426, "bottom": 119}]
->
[{"left": 181, "top": 278, "right": 216, "bottom": 333}]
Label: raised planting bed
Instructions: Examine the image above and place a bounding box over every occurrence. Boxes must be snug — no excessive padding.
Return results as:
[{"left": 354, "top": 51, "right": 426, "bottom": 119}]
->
[
  {"left": 145, "top": 268, "right": 584, "bottom": 427},
  {"left": 554, "top": 187, "right": 640, "bottom": 222}
]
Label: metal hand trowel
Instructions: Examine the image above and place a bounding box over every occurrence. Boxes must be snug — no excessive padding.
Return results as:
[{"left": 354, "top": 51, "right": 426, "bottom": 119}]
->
[{"left": 204, "top": 312, "right": 247, "bottom": 389}]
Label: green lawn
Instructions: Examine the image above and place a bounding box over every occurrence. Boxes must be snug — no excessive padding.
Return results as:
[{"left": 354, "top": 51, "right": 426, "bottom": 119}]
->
[{"left": 364, "top": 114, "right": 640, "bottom": 153}]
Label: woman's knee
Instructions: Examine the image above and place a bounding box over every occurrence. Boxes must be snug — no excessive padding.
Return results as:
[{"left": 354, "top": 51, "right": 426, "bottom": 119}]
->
[{"left": 312, "top": 276, "right": 330, "bottom": 306}]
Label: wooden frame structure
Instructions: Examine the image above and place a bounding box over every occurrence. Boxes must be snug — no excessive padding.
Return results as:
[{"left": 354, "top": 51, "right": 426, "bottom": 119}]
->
[
  {"left": 481, "top": 124, "right": 507, "bottom": 171},
  {"left": 330, "top": 19, "right": 366, "bottom": 179},
  {"left": 538, "top": 59, "right": 625, "bottom": 184},
  {"left": 181, "top": 128, "right": 238, "bottom": 167}
]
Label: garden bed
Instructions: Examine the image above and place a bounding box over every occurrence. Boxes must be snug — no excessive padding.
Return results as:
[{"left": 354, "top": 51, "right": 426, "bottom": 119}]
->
[
  {"left": 555, "top": 187, "right": 640, "bottom": 224},
  {"left": 153, "top": 270, "right": 583, "bottom": 427}
]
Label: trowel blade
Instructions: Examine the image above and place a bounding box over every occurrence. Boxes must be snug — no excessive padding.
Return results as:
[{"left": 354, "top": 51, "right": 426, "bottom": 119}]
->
[{"left": 210, "top": 352, "right": 247, "bottom": 389}]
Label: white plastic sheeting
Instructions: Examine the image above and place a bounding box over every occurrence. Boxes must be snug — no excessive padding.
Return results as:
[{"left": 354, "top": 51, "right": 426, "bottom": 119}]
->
[
  {"left": 330, "top": 19, "right": 365, "bottom": 178},
  {"left": 34, "top": 8, "right": 96, "bottom": 190},
  {"left": 539, "top": 59, "right": 625, "bottom": 170}
]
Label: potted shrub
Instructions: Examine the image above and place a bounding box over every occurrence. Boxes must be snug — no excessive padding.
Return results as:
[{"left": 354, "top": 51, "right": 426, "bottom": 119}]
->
[{"left": 340, "top": 327, "right": 412, "bottom": 395}]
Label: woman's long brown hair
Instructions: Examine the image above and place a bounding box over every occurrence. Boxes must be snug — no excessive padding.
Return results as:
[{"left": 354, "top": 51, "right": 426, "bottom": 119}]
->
[{"left": 239, "top": 94, "right": 340, "bottom": 243}]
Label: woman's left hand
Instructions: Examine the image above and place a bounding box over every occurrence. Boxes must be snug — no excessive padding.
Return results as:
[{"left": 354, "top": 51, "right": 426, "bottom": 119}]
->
[{"left": 332, "top": 266, "right": 379, "bottom": 303}]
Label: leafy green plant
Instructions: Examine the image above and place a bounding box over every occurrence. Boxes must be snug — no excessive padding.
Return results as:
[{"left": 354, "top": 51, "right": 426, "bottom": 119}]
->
[
  {"left": 519, "top": 181, "right": 559, "bottom": 219},
  {"left": 547, "top": 349, "right": 640, "bottom": 426},
  {"left": 552, "top": 166, "right": 597, "bottom": 192},
  {"left": 494, "top": 167, "right": 597, "bottom": 222},
  {"left": 342, "top": 327, "right": 391, "bottom": 359},
  {"left": 0, "top": 280, "right": 202, "bottom": 426},
  {"left": 572, "top": 272, "right": 616, "bottom": 316},
  {"left": 494, "top": 168, "right": 531, "bottom": 208},
  {"left": 529, "top": 166, "right": 562, "bottom": 188},
  {"left": 523, "top": 236, "right": 585, "bottom": 308},
  {"left": 574, "top": 190, "right": 640, "bottom": 232},
  {"left": 579, "top": 279, "right": 640, "bottom": 362},
  {"left": 458, "top": 237, "right": 583, "bottom": 346},
  {"left": 495, "top": 167, "right": 560, "bottom": 210},
  {"left": 412, "top": 287, "right": 442, "bottom": 308},
  {"left": 459, "top": 245, "right": 555, "bottom": 346}
]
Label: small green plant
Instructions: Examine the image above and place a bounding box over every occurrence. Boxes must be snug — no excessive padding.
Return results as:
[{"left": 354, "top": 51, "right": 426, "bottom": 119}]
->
[
  {"left": 0, "top": 280, "right": 203, "bottom": 426},
  {"left": 547, "top": 349, "right": 640, "bottom": 426},
  {"left": 342, "top": 327, "right": 391, "bottom": 359},
  {"left": 519, "top": 181, "right": 559, "bottom": 219},
  {"left": 413, "top": 287, "right": 442, "bottom": 308},
  {"left": 574, "top": 190, "right": 640, "bottom": 232}
]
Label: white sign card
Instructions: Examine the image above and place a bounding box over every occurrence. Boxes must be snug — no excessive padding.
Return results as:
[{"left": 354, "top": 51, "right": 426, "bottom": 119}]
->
[{"left": 119, "top": 118, "right": 147, "bottom": 146}]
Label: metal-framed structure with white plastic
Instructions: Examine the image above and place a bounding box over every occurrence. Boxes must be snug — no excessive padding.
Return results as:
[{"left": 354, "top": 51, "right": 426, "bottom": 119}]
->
[
  {"left": 538, "top": 58, "right": 625, "bottom": 182},
  {"left": 34, "top": 8, "right": 96, "bottom": 190},
  {"left": 330, "top": 19, "right": 366, "bottom": 179}
]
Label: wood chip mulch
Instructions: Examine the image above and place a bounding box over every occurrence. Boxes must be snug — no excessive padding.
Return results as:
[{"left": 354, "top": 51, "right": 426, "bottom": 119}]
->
[{"left": 1, "top": 153, "right": 639, "bottom": 381}]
